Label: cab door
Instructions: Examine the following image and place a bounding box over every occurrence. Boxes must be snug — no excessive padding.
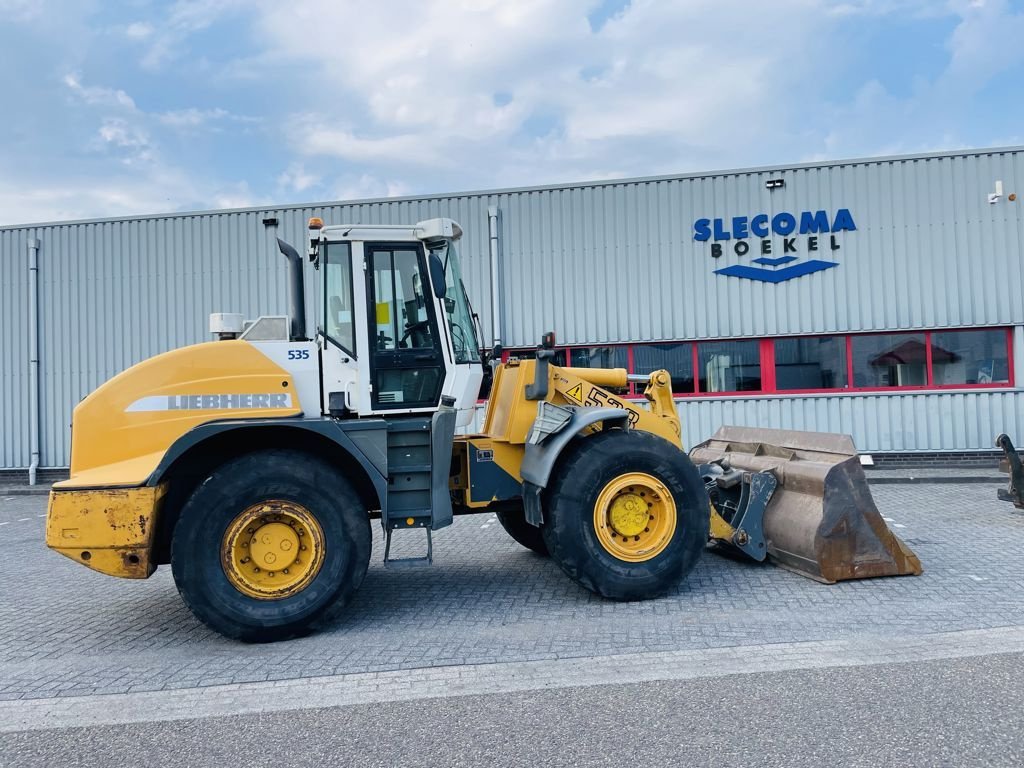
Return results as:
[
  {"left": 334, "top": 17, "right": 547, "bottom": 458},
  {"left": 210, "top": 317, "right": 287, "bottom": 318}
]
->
[{"left": 364, "top": 243, "right": 445, "bottom": 411}]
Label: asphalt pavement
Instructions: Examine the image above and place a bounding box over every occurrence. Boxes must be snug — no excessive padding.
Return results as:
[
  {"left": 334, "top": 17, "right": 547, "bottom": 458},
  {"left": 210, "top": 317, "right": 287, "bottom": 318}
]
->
[{"left": 2, "top": 652, "right": 1021, "bottom": 767}]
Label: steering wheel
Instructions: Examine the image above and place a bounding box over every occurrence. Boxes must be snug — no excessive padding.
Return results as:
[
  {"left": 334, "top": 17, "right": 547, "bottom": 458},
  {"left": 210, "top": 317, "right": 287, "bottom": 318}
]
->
[{"left": 399, "top": 320, "right": 430, "bottom": 348}]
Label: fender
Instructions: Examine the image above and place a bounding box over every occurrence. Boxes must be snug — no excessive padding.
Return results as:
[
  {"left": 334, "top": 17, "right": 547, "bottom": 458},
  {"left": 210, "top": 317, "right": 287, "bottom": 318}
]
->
[
  {"left": 520, "top": 406, "right": 630, "bottom": 526},
  {"left": 147, "top": 417, "right": 390, "bottom": 516}
]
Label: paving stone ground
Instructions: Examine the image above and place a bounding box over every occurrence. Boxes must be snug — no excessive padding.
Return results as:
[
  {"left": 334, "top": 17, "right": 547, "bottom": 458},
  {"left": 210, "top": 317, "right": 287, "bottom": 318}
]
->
[{"left": 1, "top": 483, "right": 1022, "bottom": 701}]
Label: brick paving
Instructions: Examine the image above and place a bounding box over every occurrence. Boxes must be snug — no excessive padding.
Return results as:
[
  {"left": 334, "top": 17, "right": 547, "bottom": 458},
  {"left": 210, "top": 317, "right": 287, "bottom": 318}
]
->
[{"left": 1, "top": 483, "right": 1022, "bottom": 701}]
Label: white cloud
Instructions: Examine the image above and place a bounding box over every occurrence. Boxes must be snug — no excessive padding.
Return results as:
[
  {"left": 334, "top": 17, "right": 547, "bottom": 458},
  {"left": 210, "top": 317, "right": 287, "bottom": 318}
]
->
[
  {"left": 210, "top": 181, "right": 271, "bottom": 210},
  {"left": 277, "top": 163, "right": 320, "bottom": 194},
  {"left": 140, "top": 0, "right": 246, "bottom": 69},
  {"left": 64, "top": 73, "right": 136, "bottom": 110},
  {"left": 332, "top": 174, "right": 411, "bottom": 201},
  {"left": 156, "top": 107, "right": 261, "bottom": 136},
  {"left": 158, "top": 107, "right": 230, "bottom": 127},
  {"left": 124, "top": 21, "right": 154, "bottom": 40}
]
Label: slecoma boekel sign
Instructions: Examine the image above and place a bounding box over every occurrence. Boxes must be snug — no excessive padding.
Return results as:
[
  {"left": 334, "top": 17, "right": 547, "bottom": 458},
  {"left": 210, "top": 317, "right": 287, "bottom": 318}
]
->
[{"left": 693, "top": 209, "right": 856, "bottom": 283}]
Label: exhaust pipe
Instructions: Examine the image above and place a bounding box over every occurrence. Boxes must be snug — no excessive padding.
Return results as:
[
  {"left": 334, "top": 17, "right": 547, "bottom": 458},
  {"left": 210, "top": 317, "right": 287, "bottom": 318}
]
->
[{"left": 276, "top": 237, "right": 307, "bottom": 341}]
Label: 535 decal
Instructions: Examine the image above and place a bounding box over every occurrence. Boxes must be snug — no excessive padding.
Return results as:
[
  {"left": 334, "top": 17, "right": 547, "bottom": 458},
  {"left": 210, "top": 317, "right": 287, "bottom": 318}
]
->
[{"left": 287, "top": 349, "right": 310, "bottom": 360}]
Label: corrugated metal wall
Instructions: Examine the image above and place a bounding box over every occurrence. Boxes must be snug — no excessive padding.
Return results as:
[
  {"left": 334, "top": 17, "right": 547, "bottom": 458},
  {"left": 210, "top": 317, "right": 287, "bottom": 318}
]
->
[
  {"left": 2, "top": 147, "right": 1022, "bottom": 469},
  {"left": 677, "top": 391, "right": 1024, "bottom": 452},
  {"left": 1, "top": 228, "right": 31, "bottom": 469}
]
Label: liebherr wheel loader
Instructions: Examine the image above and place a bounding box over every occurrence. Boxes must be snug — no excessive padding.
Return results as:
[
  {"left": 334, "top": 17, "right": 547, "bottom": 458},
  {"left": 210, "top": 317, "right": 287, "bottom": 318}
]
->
[{"left": 45, "top": 217, "right": 922, "bottom": 642}]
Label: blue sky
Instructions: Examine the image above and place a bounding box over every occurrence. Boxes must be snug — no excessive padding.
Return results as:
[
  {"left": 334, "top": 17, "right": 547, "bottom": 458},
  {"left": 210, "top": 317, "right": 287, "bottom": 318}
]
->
[{"left": 0, "top": 0, "right": 1022, "bottom": 226}]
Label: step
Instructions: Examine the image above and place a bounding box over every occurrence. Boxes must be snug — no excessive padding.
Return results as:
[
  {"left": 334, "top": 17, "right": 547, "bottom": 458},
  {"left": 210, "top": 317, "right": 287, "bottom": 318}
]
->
[{"left": 383, "top": 526, "right": 433, "bottom": 568}]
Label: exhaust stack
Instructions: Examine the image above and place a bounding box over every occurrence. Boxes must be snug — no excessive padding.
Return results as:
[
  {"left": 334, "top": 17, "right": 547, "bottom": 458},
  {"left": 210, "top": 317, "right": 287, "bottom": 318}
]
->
[{"left": 276, "top": 237, "right": 307, "bottom": 341}]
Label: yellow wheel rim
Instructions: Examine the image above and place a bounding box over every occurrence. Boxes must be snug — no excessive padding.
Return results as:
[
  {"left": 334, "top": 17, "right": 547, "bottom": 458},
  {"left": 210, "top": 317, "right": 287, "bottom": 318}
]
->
[
  {"left": 221, "top": 500, "right": 326, "bottom": 600},
  {"left": 593, "top": 472, "right": 677, "bottom": 563}
]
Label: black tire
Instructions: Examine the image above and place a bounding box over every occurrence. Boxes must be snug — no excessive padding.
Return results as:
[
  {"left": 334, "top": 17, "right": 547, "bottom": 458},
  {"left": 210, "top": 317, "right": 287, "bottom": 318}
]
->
[
  {"left": 496, "top": 508, "right": 549, "bottom": 556},
  {"left": 541, "top": 430, "right": 708, "bottom": 600},
  {"left": 170, "top": 449, "right": 371, "bottom": 643}
]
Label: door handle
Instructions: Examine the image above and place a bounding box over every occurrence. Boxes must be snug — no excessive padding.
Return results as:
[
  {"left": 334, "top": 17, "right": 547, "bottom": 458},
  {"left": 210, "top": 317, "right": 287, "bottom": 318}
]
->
[{"left": 413, "top": 353, "right": 433, "bottom": 361}]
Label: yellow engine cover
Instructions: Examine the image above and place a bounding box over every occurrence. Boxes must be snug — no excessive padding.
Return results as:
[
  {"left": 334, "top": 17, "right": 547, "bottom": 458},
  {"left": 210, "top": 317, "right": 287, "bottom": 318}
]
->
[{"left": 55, "top": 340, "right": 301, "bottom": 489}]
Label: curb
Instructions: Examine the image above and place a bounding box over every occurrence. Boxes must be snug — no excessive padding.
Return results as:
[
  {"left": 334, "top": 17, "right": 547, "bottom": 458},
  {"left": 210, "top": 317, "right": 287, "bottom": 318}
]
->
[
  {"left": 866, "top": 476, "right": 1005, "bottom": 485},
  {"left": 0, "top": 488, "right": 51, "bottom": 497}
]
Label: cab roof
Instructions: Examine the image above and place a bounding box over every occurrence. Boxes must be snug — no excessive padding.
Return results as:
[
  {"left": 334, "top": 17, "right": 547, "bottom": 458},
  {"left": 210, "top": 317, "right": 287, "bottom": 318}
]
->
[{"left": 319, "top": 217, "right": 462, "bottom": 243}]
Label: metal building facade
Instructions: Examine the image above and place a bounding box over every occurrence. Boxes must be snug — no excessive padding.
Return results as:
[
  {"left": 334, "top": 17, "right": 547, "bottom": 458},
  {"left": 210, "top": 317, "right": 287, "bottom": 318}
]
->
[{"left": 2, "top": 146, "right": 1023, "bottom": 470}]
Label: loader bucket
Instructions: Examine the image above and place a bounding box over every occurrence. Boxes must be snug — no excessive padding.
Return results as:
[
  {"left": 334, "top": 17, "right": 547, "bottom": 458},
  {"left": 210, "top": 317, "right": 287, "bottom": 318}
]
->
[{"left": 690, "top": 426, "right": 922, "bottom": 583}]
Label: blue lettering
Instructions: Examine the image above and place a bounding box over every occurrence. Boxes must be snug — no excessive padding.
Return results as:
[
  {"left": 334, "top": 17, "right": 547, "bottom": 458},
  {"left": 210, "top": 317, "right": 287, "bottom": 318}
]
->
[
  {"left": 693, "top": 219, "right": 711, "bottom": 242},
  {"left": 832, "top": 208, "right": 857, "bottom": 232},
  {"left": 732, "top": 216, "right": 749, "bottom": 240},
  {"left": 799, "top": 210, "right": 830, "bottom": 234},
  {"left": 751, "top": 214, "right": 769, "bottom": 238},
  {"left": 713, "top": 218, "right": 731, "bottom": 241},
  {"left": 772, "top": 213, "right": 797, "bottom": 236}
]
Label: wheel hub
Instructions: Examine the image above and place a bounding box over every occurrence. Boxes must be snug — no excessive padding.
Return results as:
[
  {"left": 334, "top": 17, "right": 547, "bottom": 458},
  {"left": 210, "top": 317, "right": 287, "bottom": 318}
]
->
[
  {"left": 221, "top": 501, "right": 326, "bottom": 599},
  {"left": 608, "top": 493, "right": 649, "bottom": 537},
  {"left": 249, "top": 522, "right": 301, "bottom": 571},
  {"left": 593, "top": 472, "right": 678, "bottom": 563}
]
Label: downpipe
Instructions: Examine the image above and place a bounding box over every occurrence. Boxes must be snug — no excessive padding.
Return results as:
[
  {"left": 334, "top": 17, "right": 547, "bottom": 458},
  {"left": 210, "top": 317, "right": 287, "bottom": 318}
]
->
[
  {"left": 28, "top": 238, "right": 40, "bottom": 485},
  {"left": 487, "top": 206, "right": 502, "bottom": 353}
]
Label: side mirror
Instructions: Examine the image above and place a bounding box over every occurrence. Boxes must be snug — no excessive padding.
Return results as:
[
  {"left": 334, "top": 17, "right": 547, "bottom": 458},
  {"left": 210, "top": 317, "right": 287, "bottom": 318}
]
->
[{"left": 428, "top": 251, "right": 447, "bottom": 299}]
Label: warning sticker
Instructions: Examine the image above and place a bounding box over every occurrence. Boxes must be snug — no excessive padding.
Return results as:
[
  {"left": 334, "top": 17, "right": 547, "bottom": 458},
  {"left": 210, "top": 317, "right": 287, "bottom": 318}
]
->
[{"left": 565, "top": 383, "right": 583, "bottom": 403}]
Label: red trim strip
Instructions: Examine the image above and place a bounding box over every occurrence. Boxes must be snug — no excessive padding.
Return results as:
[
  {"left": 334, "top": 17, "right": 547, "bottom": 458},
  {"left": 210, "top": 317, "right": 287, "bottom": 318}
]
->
[{"left": 925, "top": 330, "right": 934, "bottom": 387}]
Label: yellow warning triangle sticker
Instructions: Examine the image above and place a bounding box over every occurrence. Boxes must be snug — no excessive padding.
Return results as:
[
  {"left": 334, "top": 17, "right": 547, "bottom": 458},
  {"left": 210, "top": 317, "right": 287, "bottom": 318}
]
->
[{"left": 566, "top": 383, "right": 583, "bottom": 402}]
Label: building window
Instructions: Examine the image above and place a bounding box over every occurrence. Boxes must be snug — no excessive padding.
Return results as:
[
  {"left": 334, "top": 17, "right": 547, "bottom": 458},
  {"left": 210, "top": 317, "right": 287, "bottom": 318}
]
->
[
  {"left": 500, "top": 327, "right": 1011, "bottom": 399},
  {"left": 698, "top": 340, "right": 761, "bottom": 392},
  {"left": 569, "top": 346, "right": 628, "bottom": 369},
  {"left": 505, "top": 348, "right": 567, "bottom": 366},
  {"left": 931, "top": 329, "right": 1010, "bottom": 385},
  {"left": 851, "top": 333, "right": 928, "bottom": 388},
  {"left": 774, "top": 336, "right": 847, "bottom": 390},
  {"left": 633, "top": 342, "right": 695, "bottom": 394}
]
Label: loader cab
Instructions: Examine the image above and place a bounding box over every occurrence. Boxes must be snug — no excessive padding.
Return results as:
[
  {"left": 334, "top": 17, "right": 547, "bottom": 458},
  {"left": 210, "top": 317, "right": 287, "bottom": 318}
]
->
[{"left": 314, "top": 218, "right": 483, "bottom": 426}]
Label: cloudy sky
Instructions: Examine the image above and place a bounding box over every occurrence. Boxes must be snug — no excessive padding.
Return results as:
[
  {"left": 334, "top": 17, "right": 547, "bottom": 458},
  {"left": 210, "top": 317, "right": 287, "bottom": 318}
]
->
[{"left": 0, "top": 0, "right": 1021, "bottom": 226}]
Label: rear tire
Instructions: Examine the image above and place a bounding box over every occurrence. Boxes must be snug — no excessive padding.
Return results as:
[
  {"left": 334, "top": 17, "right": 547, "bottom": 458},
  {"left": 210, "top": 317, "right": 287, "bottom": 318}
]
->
[
  {"left": 541, "top": 430, "right": 707, "bottom": 600},
  {"left": 496, "top": 508, "right": 549, "bottom": 556},
  {"left": 171, "top": 449, "right": 371, "bottom": 642}
]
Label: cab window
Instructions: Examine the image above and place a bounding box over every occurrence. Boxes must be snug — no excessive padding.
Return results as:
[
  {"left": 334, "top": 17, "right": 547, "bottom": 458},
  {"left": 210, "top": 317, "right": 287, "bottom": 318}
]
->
[{"left": 324, "top": 242, "right": 355, "bottom": 355}]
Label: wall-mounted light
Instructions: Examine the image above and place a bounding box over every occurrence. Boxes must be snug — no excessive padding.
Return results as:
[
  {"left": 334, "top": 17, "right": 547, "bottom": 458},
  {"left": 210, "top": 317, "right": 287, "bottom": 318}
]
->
[
  {"left": 765, "top": 178, "right": 785, "bottom": 190},
  {"left": 988, "top": 180, "right": 1003, "bottom": 204}
]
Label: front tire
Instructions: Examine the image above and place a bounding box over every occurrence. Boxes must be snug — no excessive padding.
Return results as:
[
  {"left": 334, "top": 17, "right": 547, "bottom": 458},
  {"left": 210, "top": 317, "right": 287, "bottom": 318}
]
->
[
  {"left": 496, "top": 508, "right": 549, "bottom": 556},
  {"left": 541, "top": 430, "right": 707, "bottom": 600},
  {"left": 171, "top": 449, "right": 371, "bottom": 642}
]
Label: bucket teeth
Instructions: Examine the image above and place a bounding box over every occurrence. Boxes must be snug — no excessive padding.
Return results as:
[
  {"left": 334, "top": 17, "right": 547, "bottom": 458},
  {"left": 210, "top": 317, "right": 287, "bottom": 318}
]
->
[{"left": 691, "top": 426, "right": 923, "bottom": 583}]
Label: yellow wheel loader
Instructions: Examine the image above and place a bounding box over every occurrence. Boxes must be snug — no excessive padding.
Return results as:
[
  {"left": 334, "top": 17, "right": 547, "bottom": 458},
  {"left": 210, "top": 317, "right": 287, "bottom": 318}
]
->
[{"left": 45, "top": 217, "right": 921, "bottom": 642}]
